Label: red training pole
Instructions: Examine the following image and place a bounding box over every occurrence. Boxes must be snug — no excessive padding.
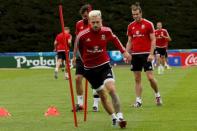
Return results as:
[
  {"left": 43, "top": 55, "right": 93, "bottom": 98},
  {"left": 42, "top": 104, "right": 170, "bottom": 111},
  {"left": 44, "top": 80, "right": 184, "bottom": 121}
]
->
[
  {"left": 58, "top": 4, "right": 78, "bottom": 127},
  {"left": 84, "top": 79, "right": 88, "bottom": 121}
]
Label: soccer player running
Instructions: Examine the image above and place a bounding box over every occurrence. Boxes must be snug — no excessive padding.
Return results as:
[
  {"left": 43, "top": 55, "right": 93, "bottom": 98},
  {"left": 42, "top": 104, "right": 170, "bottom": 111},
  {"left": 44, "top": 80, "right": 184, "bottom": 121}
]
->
[
  {"left": 74, "top": 10, "right": 131, "bottom": 128},
  {"left": 72, "top": 4, "right": 100, "bottom": 112},
  {"left": 155, "top": 22, "right": 172, "bottom": 74},
  {"left": 126, "top": 2, "right": 162, "bottom": 107},
  {"left": 54, "top": 27, "right": 72, "bottom": 80}
]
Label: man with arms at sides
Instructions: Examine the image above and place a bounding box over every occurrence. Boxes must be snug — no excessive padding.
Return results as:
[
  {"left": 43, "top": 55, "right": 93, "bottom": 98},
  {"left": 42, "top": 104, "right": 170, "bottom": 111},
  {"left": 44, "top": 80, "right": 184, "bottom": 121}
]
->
[
  {"left": 126, "top": 2, "right": 162, "bottom": 107},
  {"left": 54, "top": 27, "right": 72, "bottom": 80},
  {"left": 72, "top": 4, "right": 100, "bottom": 112},
  {"left": 75, "top": 10, "right": 131, "bottom": 128},
  {"left": 155, "top": 21, "right": 172, "bottom": 74}
]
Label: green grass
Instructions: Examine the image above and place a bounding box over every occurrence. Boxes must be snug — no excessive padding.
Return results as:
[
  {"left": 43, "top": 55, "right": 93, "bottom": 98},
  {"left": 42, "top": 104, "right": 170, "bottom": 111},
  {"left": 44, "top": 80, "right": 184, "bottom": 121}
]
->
[{"left": 0, "top": 66, "right": 197, "bottom": 131}]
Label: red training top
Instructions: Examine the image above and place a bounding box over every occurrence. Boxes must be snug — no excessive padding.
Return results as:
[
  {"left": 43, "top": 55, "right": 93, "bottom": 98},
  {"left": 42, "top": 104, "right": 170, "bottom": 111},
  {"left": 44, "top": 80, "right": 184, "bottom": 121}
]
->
[
  {"left": 75, "top": 20, "right": 90, "bottom": 35},
  {"left": 75, "top": 27, "right": 125, "bottom": 68},
  {"left": 55, "top": 32, "right": 71, "bottom": 52},
  {"left": 127, "top": 18, "right": 155, "bottom": 54},
  {"left": 155, "top": 28, "right": 169, "bottom": 48}
]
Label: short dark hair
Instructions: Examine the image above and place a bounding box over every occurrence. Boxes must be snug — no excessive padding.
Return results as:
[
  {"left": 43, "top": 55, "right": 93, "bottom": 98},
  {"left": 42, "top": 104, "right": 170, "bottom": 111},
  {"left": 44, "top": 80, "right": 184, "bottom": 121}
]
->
[
  {"left": 79, "top": 4, "right": 92, "bottom": 15},
  {"left": 157, "top": 21, "right": 162, "bottom": 24},
  {"left": 64, "top": 27, "right": 70, "bottom": 31},
  {"left": 131, "top": 2, "right": 142, "bottom": 13}
]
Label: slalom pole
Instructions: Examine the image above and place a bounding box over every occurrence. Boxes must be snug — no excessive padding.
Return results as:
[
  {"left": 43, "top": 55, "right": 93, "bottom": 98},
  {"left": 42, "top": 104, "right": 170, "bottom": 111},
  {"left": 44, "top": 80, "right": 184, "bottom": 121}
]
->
[
  {"left": 84, "top": 79, "right": 88, "bottom": 121},
  {"left": 58, "top": 3, "right": 78, "bottom": 127}
]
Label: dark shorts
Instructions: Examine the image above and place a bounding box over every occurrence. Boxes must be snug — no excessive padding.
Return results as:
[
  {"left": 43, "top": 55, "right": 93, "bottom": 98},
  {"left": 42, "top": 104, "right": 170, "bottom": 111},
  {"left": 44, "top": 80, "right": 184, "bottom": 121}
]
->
[
  {"left": 83, "top": 63, "right": 114, "bottom": 91},
  {"left": 75, "top": 58, "right": 84, "bottom": 75},
  {"left": 165, "top": 51, "right": 168, "bottom": 58},
  {"left": 57, "top": 51, "right": 66, "bottom": 60},
  {"left": 131, "top": 54, "right": 153, "bottom": 72},
  {"left": 155, "top": 47, "right": 167, "bottom": 56}
]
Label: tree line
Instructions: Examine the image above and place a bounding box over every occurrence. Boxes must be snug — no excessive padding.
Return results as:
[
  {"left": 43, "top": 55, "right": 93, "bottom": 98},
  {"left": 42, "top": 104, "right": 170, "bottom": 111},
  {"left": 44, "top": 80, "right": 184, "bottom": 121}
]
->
[{"left": 0, "top": 0, "right": 196, "bottom": 52}]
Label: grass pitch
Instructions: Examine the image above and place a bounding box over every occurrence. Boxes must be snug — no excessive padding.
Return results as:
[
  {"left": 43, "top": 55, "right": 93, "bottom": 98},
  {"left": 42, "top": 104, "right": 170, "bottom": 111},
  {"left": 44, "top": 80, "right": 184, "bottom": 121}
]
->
[{"left": 0, "top": 66, "right": 197, "bottom": 131}]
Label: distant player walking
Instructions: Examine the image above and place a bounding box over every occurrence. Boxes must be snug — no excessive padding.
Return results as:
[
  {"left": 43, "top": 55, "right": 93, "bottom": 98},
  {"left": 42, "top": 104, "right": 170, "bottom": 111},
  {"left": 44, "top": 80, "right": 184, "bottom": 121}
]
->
[
  {"left": 126, "top": 2, "right": 162, "bottom": 107},
  {"left": 54, "top": 27, "right": 72, "bottom": 79},
  {"left": 155, "top": 21, "right": 172, "bottom": 74}
]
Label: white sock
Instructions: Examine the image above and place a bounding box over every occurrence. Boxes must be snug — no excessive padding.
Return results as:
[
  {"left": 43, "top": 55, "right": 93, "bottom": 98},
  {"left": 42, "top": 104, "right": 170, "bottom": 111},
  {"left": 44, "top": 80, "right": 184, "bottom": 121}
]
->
[
  {"left": 55, "top": 68, "right": 58, "bottom": 72},
  {"left": 65, "top": 72, "right": 68, "bottom": 76},
  {"left": 136, "top": 97, "right": 142, "bottom": 103},
  {"left": 77, "top": 95, "right": 83, "bottom": 106},
  {"left": 155, "top": 92, "right": 161, "bottom": 97},
  {"left": 93, "top": 98, "right": 100, "bottom": 107},
  {"left": 116, "top": 112, "right": 123, "bottom": 120},
  {"left": 111, "top": 113, "right": 117, "bottom": 120},
  {"left": 158, "top": 65, "right": 161, "bottom": 71},
  {"left": 161, "top": 65, "right": 164, "bottom": 71}
]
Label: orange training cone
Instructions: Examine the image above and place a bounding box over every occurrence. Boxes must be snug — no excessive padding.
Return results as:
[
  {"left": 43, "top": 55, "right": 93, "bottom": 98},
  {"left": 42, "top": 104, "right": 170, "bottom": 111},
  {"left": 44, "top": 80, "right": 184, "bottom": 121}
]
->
[
  {"left": 44, "top": 106, "right": 60, "bottom": 117},
  {"left": 0, "top": 107, "right": 11, "bottom": 117}
]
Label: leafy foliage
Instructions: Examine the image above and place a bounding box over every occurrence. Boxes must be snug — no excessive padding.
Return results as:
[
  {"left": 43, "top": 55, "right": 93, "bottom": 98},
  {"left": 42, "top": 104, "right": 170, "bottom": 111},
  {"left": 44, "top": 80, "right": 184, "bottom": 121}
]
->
[{"left": 0, "top": 0, "right": 197, "bottom": 52}]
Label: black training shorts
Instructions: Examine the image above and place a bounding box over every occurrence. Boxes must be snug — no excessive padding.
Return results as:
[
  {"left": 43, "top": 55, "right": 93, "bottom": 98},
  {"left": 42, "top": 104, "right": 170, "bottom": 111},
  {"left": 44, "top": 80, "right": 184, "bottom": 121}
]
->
[
  {"left": 130, "top": 54, "right": 153, "bottom": 72},
  {"left": 83, "top": 63, "right": 114, "bottom": 91}
]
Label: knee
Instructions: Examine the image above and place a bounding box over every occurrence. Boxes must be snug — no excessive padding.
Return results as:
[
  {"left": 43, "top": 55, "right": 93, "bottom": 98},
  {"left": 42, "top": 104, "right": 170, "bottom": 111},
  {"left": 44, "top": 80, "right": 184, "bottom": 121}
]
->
[
  {"left": 75, "top": 75, "right": 82, "bottom": 83},
  {"left": 147, "top": 76, "right": 154, "bottom": 82},
  {"left": 135, "top": 77, "right": 141, "bottom": 83},
  {"left": 105, "top": 81, "right": 116, "bottom": 92}
]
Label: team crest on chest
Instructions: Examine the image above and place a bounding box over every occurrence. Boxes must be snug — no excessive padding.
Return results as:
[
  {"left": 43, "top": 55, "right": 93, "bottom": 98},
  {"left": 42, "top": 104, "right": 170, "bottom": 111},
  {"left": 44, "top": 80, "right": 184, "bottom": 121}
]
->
[
  {"left": 101, "top": 34, "right": 106, "bottom": 40},
  {"left": 86, "top": 38, "right": 91, "bottom": 42},
  {"left": 136, "top": 30, "right": 140, "bottom": 35},
  {"left": 141, "top": 24, "right": 145, "bottom": 29},
  {"left": 80, "top": 26, "right": 83, "bottom": 30},
  {"left": 132, "top": 27, "right": 135, "bottom": 30}
]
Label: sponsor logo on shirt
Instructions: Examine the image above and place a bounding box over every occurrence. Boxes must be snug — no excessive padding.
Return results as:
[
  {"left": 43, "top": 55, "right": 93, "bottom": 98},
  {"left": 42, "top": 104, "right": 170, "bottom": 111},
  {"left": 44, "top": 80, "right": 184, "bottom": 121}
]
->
[
  {"left": 87, "top": 46, "right": 103, "bottom": 53},
  {"left": 133, "top": 30, "right": 144, "bottom": 37},
  {"left": 86, "top": 38, "right": 91, "bottom": 42}
]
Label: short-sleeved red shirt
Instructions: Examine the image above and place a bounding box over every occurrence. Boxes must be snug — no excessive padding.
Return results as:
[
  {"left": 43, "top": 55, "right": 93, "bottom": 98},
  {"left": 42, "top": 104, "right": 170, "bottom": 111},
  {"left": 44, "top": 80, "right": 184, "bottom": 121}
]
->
[
  {"left": 127, "top": 19, "right": 155, "bottom": 54},
  {"left": 155, "top": 29, "right": 169, "bottom": 48}
]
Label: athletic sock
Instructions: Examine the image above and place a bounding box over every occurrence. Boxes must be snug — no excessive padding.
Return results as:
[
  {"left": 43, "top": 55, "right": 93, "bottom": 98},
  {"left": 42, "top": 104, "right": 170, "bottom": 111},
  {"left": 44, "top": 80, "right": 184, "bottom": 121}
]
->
[
  {"left": 155, "top": 92, "right": 161, "bottom": 97},
  {"left": 116, "top": 112, "right": 123, "bottom": 120},
  {"left": 136, "top": 97, "right": 142, "bottom": 103},
  {"left": 65, "top": 72, "right": 68, "bottom": 77},
  {"left": 158, "top": 65, "right": 161, "bottom": 74},
  {"left": 111, "top": 113, "right": 117, "bottom": 120},
  {"left": 93, "top": 95, "right": 100, "bottom": 107},
  {"left": 77, "top": 95, "right": 83, "bottom": 106},
  {"left": 161, "top": 65, "right": 164, "bottom": 72}
]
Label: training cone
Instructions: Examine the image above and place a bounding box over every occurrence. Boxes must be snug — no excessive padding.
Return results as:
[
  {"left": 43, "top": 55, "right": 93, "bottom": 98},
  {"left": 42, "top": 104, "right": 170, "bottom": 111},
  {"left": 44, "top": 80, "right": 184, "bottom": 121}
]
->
[
  {"left": 44, "top": 106, "right": 60, "bottom": 117},
  {"left": 0, "top": 107, "right": 11, "bottom": 117}
]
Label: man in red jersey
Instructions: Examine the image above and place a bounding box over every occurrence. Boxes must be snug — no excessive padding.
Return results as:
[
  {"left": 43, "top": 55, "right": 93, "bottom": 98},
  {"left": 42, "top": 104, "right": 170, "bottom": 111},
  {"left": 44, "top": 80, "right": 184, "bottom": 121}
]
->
[
  {"left": 155, "top": 21, "right": 172, "bottom": 74},
  {"left": 54, "top": 27, "right": 72, "bottom": 79},
  {"left": 126, "top": 2, "right": 162, "bottom": 107},
  {"left": 73, "top": 4, "right": 100, "bottom": 112},
  {"left": 75, "top": 10, "right": 130, "bottom": 128}
]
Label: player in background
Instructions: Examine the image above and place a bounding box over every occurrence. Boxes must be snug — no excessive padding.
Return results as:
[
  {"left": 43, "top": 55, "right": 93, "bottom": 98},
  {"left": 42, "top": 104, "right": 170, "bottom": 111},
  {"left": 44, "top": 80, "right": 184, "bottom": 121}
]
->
[
  {"left": 72, "top": 4, "right": 100, "bottom": 112},
  {"left": 75, "top": 10, "right": 130, "bottom": 128},
  {"left": 155, "top": 21, "right": 172, "bottom": 74},
  {"left": 126, "top": 2, "right": 162, "bottom": 107},
  {"left": 54, "top": 27, "right": 72, "bottom": 80}
]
